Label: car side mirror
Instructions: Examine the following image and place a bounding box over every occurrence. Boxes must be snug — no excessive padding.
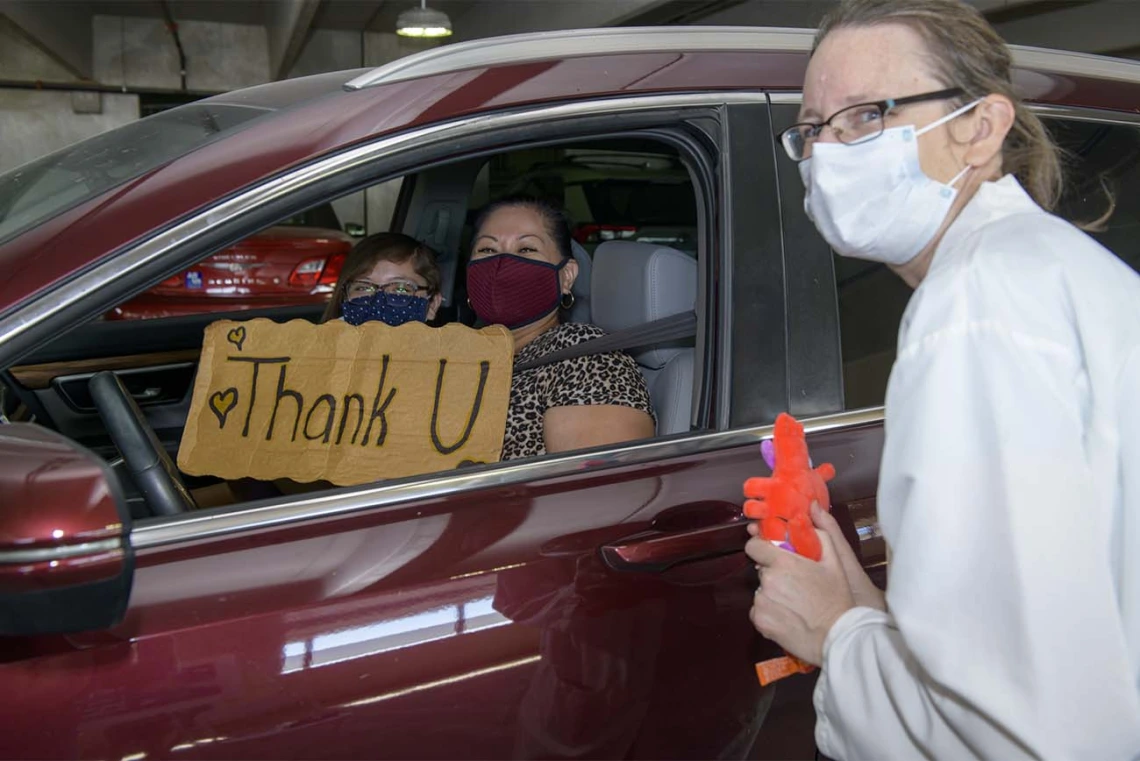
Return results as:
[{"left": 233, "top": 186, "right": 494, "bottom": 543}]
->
[
  {"left": 0, "top": 423, "right": 133, "bottom": 634},
  {"left": 345, "top": 222, "right": 365, "bottom": 237}
]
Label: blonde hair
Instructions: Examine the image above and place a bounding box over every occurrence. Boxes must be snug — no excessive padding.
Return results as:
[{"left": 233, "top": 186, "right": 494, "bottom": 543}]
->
[{"left": 815, "top": 0, "right": 1064, "bottom": 211}]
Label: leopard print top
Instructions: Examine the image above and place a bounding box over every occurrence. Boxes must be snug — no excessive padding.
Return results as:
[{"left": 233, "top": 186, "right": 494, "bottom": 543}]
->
[{"left": 502, "top": 322, "right": 655, "bottom": 461}]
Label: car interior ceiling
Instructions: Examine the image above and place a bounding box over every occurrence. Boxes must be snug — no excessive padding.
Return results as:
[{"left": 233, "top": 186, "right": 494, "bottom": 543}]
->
[{"left": 1, "top": 135, "right": 704, "bottom": 520}]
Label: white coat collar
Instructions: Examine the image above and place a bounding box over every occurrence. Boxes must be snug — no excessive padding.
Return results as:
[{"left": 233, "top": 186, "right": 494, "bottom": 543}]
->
[{"left": 928, "top": 174, "right": 1041, "bottom": 275}]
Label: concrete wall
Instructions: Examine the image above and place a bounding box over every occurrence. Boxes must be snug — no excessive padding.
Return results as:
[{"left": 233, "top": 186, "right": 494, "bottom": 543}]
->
[
  {"left": 0, "top": 0, "right": 93, "bottom": 79},
  {"left": 287, "top": 28, "right": 438, "bottom": 79},
  {"left": 266, "top": 0, "right": 320, "bottom": 79},
  {"left": 1, "top": 10, "right": 425, "bottom": 226},
  {"left": 0, "top": 17, "right": 138, "bottom": 174},
  {"left": 0, "top": 15, "right": 79, "bottom": 82},
  {"left": 0, "top": 88, "right": 138, "bottom": 174},
  {"left": 288, "top": 28, "right": 362, "bottom": 79},
  {"left": 92, "top": 15, "right": 270, "bottom": 92}
]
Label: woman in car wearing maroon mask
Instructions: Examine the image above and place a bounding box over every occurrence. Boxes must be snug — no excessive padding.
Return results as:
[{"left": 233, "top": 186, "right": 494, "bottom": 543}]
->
[{"left": 466, "top": 196, "right": 656, "bottom": 460}]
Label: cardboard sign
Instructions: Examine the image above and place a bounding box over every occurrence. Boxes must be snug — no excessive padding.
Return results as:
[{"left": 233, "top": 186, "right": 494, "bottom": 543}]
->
[{"left": 177, "top": 319, "right": 514, "bottom": 486}]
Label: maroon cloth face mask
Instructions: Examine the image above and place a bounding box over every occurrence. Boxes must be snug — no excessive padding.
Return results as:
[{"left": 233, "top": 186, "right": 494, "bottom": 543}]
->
[{"left": 466, "top": 254, "right": 567, "bottom": 329}]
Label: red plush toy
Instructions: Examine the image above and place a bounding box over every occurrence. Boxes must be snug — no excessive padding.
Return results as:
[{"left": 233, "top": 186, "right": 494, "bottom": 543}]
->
[{"left": 743, "top": 412, "right": 836, "bottom": 685}]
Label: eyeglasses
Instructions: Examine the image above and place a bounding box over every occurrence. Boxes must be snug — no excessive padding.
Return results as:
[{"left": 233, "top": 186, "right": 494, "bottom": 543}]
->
[
  {"left": 345, "top": 279, "right": 431, "bottom": 305},
  {"left": 778, "top": 87, "right": 965, "bottom": 162}
]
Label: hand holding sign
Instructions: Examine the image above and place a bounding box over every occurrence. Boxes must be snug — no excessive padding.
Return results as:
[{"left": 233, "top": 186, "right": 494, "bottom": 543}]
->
[{"left": 178, "top": 319, "right": 514, "bottom": 486}]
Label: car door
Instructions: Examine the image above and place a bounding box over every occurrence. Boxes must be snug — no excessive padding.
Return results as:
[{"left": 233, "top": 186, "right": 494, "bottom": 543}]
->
[{"left": 0, "top": 92, "right": 816, "bottom": 761}]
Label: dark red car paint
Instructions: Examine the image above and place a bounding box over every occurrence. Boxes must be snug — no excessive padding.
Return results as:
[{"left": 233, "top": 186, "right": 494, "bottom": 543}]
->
[
  {"left": 0, "top": 423, "right": 883, "bottom": 759},
  {"left": 0, "top": 425, "right": 126, "bottom": 593}
]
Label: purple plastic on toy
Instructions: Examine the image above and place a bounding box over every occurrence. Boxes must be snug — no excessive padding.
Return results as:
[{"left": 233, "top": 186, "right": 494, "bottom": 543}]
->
[
  {"left": 759, "top": 437, "right": 813, "bottom": 471},
  {"left": 760, "top": 439, "right": 776, "bottom": 470}
]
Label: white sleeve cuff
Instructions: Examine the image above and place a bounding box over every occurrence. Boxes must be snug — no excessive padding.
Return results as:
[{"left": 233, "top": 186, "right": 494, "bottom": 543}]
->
[{"left": 822, "top": 605, "right": 893, "bottom": 665}]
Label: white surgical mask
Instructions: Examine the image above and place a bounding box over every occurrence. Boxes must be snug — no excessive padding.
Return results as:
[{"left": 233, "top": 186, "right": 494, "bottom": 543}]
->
[{"left": 800, "top": 99, "right": 981, "bottom": 265}]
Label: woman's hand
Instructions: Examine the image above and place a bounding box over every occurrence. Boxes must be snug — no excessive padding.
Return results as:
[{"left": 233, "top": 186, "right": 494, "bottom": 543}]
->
[
  {"left": 746, "top": 526, "right": 855, "bottom": 666},
  {"left": 808, "top": 503, "right": 887, "bottom": 612},
  {"left": 747, "top": 503, "right": 885, "bottom": 614}
]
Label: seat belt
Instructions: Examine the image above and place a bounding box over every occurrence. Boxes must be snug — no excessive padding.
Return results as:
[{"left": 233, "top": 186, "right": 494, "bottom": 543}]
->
[{"left": 513, "top": 311, "right": 697, "bottom": 373}]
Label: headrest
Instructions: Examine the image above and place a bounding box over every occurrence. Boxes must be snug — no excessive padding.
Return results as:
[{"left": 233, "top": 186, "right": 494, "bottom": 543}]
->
[
  {"left": 567, "top": 239, "right": 592, "bottom": 324},
  {"left": 592, "top": 241, "right": 696, "bottom": 369}
]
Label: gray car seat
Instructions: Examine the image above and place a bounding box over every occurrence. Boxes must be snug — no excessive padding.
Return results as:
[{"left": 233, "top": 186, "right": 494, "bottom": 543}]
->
[
  {"left": 568, "top": 239, "right": 592, "bottom": 324},
  {"left": 591, "top": 241, "right": 696, "bottom": 436}
]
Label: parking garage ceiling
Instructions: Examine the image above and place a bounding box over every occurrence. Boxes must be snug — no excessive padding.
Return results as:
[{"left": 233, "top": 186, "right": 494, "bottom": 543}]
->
[{"left": 1, "top": 0, "right": 1137, "bottom": 84}]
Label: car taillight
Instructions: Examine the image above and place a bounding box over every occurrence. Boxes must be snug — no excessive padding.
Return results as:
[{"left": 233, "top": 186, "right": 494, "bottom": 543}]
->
[
  {"left": 572, "top": 224, "right": 639, "bottom": 245},
  {"left": 288, "top": 253, "right": 346, "bottom": 292},
  {"left": 317, "top": 252, "right": 345, "bottom": 290}
]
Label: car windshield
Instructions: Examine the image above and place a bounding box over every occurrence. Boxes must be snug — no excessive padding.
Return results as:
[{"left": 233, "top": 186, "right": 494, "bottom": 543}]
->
[{"left": 0, "top": 102, "right": 274, "bottom": 246}]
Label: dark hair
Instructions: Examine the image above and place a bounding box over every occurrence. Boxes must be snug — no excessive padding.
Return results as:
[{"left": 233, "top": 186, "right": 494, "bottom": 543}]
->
[
  {"left": 471, "top": 195, "right": 574, "bottom": 261},
  {"left": 815, "top": 0, "right": 1063, "bottom": 211},
  {"left": 320, "top": 232, "right": 441, "bottom": 323}
]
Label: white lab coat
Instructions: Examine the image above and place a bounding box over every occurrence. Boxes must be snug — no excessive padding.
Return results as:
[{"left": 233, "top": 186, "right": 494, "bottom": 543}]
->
[{"left": 814, "top": 175, "right": 1140, "bottom": 760}]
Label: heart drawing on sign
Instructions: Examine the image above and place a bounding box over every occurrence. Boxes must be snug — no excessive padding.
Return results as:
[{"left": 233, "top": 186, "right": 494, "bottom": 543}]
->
[
  {"left": 209, "top": 388, "right": 239, "bottom": 428},
  {"left": 226, "top": 326, "right": 247, "bottom": 351}
]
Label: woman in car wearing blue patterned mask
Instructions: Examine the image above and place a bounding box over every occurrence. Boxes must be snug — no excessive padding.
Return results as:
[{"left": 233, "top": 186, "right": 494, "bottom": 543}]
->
[{"left": 321, "top": 232, "right": 442, "bottom": 326}]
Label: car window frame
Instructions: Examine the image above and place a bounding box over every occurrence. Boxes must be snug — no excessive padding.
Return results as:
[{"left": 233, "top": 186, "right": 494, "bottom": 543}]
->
[
  {"left": 0, "top": 92, "right": 766, "bottom": 548},
  {"left": 0, "top": 95, "right": 736, "bottom": 367}
]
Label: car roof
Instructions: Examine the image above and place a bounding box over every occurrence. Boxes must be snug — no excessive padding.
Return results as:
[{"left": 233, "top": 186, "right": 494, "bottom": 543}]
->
[{"left": 2, "top": 25, "right": 1140, "bottom": 318}]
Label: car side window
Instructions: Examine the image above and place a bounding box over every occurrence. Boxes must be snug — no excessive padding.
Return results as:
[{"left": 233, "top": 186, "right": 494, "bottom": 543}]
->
[
  {"left": 4, "top": 132, "right": 708, "bottom": 521},
  {"left": 1051, "top": 119, "right": 1140, "bottom": 275},
  {"left": 834, "top": 116, "right": 1140, "bottom": 411}
]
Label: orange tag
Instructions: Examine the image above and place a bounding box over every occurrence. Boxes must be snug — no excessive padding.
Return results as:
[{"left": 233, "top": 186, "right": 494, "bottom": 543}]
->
[{"left": 755, "top": 655, "right": 816, "bottom": 685}]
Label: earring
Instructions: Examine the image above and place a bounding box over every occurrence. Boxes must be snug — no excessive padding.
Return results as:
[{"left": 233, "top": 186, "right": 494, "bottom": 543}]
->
[{"left": 560, "top": 292, "right": 575, "bottom": 310}]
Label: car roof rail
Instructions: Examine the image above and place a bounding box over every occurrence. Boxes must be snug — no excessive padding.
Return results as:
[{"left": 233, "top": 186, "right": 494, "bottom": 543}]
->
[
  {"left": 344, "top": 26, "right": 816, "bottom": 89},
  {"left": 344, "top": 25, "right": 1140, "bottom": 91}
]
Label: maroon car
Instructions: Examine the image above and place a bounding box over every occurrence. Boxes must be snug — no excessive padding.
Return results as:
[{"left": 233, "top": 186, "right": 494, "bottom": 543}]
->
[{"left": 1, "top": 26, "right": 1138, "bottom": 760}]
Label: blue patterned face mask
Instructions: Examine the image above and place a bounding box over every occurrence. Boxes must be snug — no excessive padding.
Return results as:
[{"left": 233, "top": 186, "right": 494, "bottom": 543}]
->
[{"left": 341, "top": 291, "right": 430, "bottom": 327}]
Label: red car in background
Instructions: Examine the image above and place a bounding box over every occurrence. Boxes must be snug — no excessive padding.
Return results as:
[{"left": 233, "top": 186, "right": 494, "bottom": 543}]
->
[
  {"left": 0, "top": 25, "right": 1137, "bottom": 761},
  {"left": 107, "top": 206, "right": 355, "bottom": 320}
]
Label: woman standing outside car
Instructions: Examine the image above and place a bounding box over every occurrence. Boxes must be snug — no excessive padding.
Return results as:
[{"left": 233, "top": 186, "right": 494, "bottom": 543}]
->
[{"left": 745, "top": 1, "right": 1140, "bottom": 759}]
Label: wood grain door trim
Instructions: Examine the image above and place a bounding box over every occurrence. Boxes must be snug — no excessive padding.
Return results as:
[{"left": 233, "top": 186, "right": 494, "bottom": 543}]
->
[{"left": 11, "top": 350, "right": 201, "bottom": 389}]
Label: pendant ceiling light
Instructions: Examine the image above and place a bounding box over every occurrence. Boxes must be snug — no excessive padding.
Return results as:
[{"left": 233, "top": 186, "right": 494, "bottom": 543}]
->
[{"left": 396, "top": 0, "right": 453, "bottom": 38}]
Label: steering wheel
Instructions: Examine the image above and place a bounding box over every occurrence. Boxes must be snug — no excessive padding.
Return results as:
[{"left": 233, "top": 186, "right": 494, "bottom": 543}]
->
[{"left": 89, "top": 371, "right": 196, "bottom": 517}]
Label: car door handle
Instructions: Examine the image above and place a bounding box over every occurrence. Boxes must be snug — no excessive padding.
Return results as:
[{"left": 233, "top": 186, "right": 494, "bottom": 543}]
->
[
  {"left": 132, "top": 387, "right": 163, "bottom": 401},
  {"left": 600, "top": 515, "right": 750, "bottom": 573}
]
